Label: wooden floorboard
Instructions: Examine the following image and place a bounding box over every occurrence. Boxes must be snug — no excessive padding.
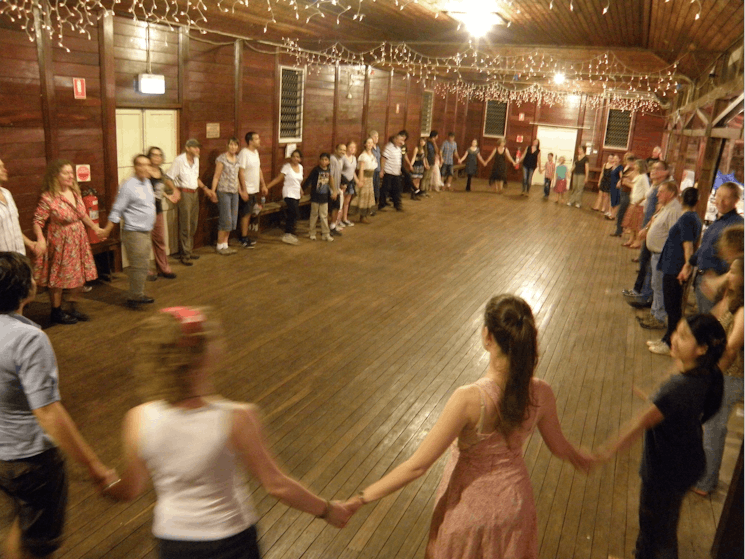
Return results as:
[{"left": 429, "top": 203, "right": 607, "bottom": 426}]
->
[{"left": 2, "top": 180, "right": 742, "bottom": 559}]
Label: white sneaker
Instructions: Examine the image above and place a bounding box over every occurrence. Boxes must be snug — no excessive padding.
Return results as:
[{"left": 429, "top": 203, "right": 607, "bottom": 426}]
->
[
  {"left": 322, "top": 234, "right": 334, "bottom": 242},
  {"left": 575, "top": 203, "right": 581, "bottom": 208},
  {"left": 336, "top": 223, "right": 345, "bottom": 230},
  {"left": 566, "top": 202, "right": 572, "bottom": 206},
  {"left": 282, "top": 234, "right": 298, "bottom": 245},
  {"left": 343, "top": 220, "right": 354, "bottom": 227},
  {"left": 648, "top": 341, "right": 670, "bottom": 355},
  {"left": 309, "top": 234, "right": 316, "bottom": 240},
  {"left": 646, "top": 338, "right": 663, "bottom": 346}
]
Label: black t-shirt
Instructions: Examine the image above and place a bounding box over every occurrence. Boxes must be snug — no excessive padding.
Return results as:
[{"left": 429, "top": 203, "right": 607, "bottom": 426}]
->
[
  {"left": 574, "top": 156, "right": 588, "bottom": 175},
  {"left": 303, "top": 166, "right": 331, "bottom": 203},
  {"left": 426, "top": 141, "right": 437, "bottom": 165},
  {"left": 640, "top": 371, "right": 712, "bottom": 489}
]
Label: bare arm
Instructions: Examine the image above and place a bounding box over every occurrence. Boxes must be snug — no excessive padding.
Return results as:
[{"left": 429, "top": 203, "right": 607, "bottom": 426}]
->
[
  {"left": 379, "top": 156, "right": 387, "bottom": 178},
  {"left": 265, "top": 172, "right": 286, "bottom": 191},
  {"left": 535, "top": 385, "right": 592, "bottom": 473},
  {"left": 483, "top": 148, "right": 496, "bottom": 164},
  {"left": 211, "top": 161, "right": 224, "bottom": 194},
  {"left": 105, "top": 406, "right": 150, "bottom": 501},
  {"left": 505, "top": 149, "right": 517, "bottom": 166},
  {"left": 596, "top": 404, "right": 663, "bottom": 462},
  {"left": 357, "top": 387, "right": 475, "bottom": 503},
  {"left": 718, "top": 307, "right": 744, "bottom": 373},
  {"left": 33, "top": 402, "right": 116, "bottom": 491}
]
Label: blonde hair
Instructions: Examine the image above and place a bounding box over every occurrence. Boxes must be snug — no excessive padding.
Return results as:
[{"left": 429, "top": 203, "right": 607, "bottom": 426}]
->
[
  {"left": 135, "top": 309, "right": 217, "bottom": 404},
  {"left": 42, "top": 159, "right": 81, "bottom": 198}
]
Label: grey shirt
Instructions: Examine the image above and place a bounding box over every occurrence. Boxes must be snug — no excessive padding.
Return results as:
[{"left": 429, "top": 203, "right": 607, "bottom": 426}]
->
[
  {"left": 0, "top": 313, "right": 60, "bottom": 460},
  {"left": 647, "top": 199, "right": 682, "bottom": 253}
]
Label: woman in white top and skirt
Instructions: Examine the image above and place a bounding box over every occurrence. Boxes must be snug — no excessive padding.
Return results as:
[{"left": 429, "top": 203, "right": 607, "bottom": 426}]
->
[{"left": 105, "top": 307, "right": 350, "bottom": 558}]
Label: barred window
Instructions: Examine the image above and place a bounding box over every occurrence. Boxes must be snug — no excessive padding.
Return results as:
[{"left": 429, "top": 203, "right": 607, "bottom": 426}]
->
[
  {"left": 483, "top": 100, "right": 508, "bottom": 138},
  {"left": 420, "top": 91, "right": 434, "bottom": 136},
  {"left": 279, "top": 67, "right": 304, "bottom": 143},
  {"left": 604, "top": 109, "right": 632, "bottom": 149}
]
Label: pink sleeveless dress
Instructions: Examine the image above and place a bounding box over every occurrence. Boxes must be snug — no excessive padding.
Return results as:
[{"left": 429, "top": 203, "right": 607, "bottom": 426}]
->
[{"left": 426, "top": 377, "right": 550, "bottom": 559}]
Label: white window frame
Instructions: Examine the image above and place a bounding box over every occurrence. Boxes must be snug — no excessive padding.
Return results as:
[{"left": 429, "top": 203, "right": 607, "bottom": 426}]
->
[
  {"left": 482, "top": 99, "right": 509, "bottom": 138},
  {"left": 278, "top": 65, "right": 305, "bottom": 144},
  {"left": 603, "top": 108, "right": 634, "bottom": 150},
  {"left": 419, "top": 90, "right": 434, "bottom": 136}
]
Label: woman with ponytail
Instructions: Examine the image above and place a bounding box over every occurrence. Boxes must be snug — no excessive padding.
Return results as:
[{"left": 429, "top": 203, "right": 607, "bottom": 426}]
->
[
  {"left": 344, "top": 294, "right": 591, "bottom": 559},
  {"left": 594, "top": 313, "right": 726, "bottom": 559}
]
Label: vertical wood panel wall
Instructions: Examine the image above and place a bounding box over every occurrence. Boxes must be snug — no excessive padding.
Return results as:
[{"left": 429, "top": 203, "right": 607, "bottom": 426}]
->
[{"left": 0, "top": 15, "right": 668, "bottom": 251}]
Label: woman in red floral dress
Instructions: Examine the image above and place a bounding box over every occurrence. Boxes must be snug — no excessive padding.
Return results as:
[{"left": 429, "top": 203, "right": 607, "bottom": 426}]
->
[{"left": 33, "top": 160, "right": 106, "bottom": 325}]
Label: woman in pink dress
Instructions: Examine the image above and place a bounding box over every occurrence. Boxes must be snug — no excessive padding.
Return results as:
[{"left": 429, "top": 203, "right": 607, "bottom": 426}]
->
[
  {"left": 33, "top": 160, "right": 105, "bottom": 325},
  {"left": 344, "top": 294, "right": 592, "bottom": 559}
]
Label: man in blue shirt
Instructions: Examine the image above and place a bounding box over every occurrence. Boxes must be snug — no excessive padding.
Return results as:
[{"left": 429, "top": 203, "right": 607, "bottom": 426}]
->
[
  {"left": 0, "top": 252, "right": 115, "bottom": 558},
  {"left": 101, "top": 154, "right": 156, "bottom": 308},
  {"left": 678, "top": 181, "right": 743, "bottom": 314}
]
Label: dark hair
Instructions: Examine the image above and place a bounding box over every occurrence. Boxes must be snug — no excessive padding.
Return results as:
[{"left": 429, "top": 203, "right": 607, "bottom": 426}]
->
[
  {"left": 548, "top": 152, "right": 554, "bottom": 157},
  {"left": 291, "top": 149, "right": 302, "bottom": 159},
  {"left": 725, "top": 258, "right": 744, "bottom": 314},
  {"left": 483, "top": 294, "right": 537, "bottom": 439},
  {"left": 146, "top": 146, "right": 163, "bottom": 158},
  {"left": 681, "top": 187, "right": 699, "bottom": 208},
  {"left": 578, "top": 145, "right": 586, "bottom": 153},
  {"left": 0, "top": 252, "right": 33, "bottom": 313},
  {"left": 685, "top": 314, "right": 727, "bottom": 423},
  {"left": 319, "top": 152, "right": 330, "bottom": 160},
  {"left": 717, "top": 224, "right": 744, "bottom": 262},
  {"left": 654, "top": 159, "right": 670, "bottom": 171},
  {"left": 228, "top": 137, "right": 239, "bottom": 147},
  {"left": 448, "top": 132, "right": 455, "bottom": 137},
  {"left": 398, "top": 130, "right": 409, "bottom": 139},
  {"left": 533, "top": 139, "right": 540, "bottom": 150},
  {"left": 245, "top": 131, "right": 258, "bottom": 144},
  {"left": 429, "top": 130, "right": 438, "bottom": 139}
]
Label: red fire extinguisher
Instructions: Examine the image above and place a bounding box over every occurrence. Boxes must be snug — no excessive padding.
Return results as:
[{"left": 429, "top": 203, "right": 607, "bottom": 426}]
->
[
  {"left": 82, "top": 189, "right": 100, "bottom": 244},
  {"left": 514, "top": 147, "right": 522, "bottom": 170}
]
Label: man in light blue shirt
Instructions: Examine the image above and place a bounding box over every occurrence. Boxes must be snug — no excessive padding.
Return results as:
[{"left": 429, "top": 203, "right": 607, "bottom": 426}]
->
[
  {"left": 0, "top": 252, "right": 115, "bottom": 557},
  {"left": 101, "top": 154, "right": 156, "bottom": 307}
]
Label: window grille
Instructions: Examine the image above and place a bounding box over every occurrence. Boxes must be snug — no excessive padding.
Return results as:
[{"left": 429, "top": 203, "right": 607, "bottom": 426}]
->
[
  {"left": 604, "top": 109, "right": 632, "bottom": 149},
  {"left": 483, "top": 100, "right": 508, "bottom": 137},
  {"left": 419, "top": 91, "right": 434, "bottom": 136},
  {"left": 279, "top": 67, "right": 304, "bottom": 143}
]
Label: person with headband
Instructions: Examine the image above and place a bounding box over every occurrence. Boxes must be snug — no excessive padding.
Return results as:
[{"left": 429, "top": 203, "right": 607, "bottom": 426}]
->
[
  {"left": 105, "top": 307, "right": 351, "bottom": 558},
  {"left": 343, "top": 295, "right": 591, "bottom": 558},
  {"left": 593, "top": 314, "right": 726, "bottom": 558},
  {"left": 0, "top": 252, "right": 116, "bottom": 559}
]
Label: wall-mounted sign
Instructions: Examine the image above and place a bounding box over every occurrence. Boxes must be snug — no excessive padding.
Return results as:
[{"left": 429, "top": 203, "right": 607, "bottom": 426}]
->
[
  {"left": 284, "top": 143, "right": 297, "bottom": 159},
  {"left": 395, "top": 103, "right": 400, "bottom": 114},
  {"left": 76, "top": 164, "right": 91, "bottom": 182},
  {"left": 73, "top": 78, "right": 86, "bottom": 99},
  {"left": 206, "top": 122, "right": 220, "bottom": 139},
  {"left": 518, "top": 112, "right": 525, "bottom": 121},
  {"left": 516, "top": 135, "right": 524, "bottom": 143}
]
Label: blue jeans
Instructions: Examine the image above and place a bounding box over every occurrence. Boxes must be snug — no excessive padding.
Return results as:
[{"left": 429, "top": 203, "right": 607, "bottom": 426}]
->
[
  {"left": 696, "top": 375, "right": 745, "bottom": 492},
  {"left": 543, "top": 178, "right": 551, "bottom": 197},
  {"left": 650, "top": 253, "right": 666, "bottom": 322},
  {"left": 614, "top": 191, "right": 630, "bottom": 235},
  {"left": 694, "top": 273, "right": 716, "bottom": 315},
  {"left": 522, "top": 167, "right": 536, "bottom": 193}
]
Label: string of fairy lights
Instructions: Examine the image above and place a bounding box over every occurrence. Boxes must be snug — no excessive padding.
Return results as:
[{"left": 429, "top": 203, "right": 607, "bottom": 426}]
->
[
  {"left": 0, "top": 0, "right": 700, "bottom": 110},
  {"left": 281, "top": 40, "right": 682, "bottom": 111}
]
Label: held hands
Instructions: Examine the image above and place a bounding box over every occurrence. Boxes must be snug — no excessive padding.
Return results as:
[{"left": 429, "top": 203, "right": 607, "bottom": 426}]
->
[
  {"left": 323, "top": 500, "right": 356, "bottom": 528},
  {"left": 89, "top": 462, "right": 119, "bottom": 495},
  {"left": 94, "top": 226, "right": 107, "bottom": 240}
]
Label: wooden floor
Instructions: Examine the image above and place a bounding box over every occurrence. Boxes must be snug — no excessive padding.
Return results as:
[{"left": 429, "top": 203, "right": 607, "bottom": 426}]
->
[{"left": 2, "top": 180, "right": 741, "bottom": 559}]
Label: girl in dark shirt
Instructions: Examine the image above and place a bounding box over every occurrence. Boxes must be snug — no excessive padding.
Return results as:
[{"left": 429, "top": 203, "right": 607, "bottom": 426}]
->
[{"left": 594, "top": 314, "right": 725, "bottom": 559}]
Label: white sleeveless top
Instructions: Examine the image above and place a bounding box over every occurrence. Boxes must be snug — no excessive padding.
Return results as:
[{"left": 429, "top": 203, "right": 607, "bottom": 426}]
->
[{"left": 138, "top": 399, "right": 259, "bottom": 540}]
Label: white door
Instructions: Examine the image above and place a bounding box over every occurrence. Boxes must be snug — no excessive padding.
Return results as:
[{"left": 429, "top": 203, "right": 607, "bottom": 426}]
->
[
  {"left": 115, "top": 109, "right": 179, "bottom": 262},
  {"left": 533, "top": 126, "right": 578, "bottom": 185}
]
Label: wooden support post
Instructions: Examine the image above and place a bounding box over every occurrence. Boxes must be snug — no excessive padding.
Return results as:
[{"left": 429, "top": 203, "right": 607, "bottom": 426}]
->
[
  {"left": 384, "top": 70, "right": 392, "bottom": 142},
  {"left": 332, "top": 64, "right": 340, "bottom": 149},
  {"left": 178, "top": 27, "right": 190, "bottom": 150},
  {"left": 234, "top": 40, "right": 243, "bottom": 138},
  {"left": 34, "top": 7, "right": 58, "bottom": 163},
  {"left": 272, "top": 53, "right": 280, "bottom": 177},
  {"left": 403, "top": 74, "right": 410, "bottom": 134},
  {"left": 98, "top": 12, "right": 117, "bottom": 212},
  {"left": 361, "top": 65, "right": 370, "bottom": 140}
]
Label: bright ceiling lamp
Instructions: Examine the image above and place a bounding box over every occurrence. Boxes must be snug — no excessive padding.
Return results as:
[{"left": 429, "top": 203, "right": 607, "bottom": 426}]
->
[
  {"left": 445, "top": 0, "right": 506, "bottom": 38},
  {"left": 554, "top": 72, "right": 566, "bottom": 85}
]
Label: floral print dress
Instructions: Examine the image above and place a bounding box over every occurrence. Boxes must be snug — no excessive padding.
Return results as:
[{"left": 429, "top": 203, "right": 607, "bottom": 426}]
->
[{"left": 34, "top": 191, "right": 97, "bottom": 288}]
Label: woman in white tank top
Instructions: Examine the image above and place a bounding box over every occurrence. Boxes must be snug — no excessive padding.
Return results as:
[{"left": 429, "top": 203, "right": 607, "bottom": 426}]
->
[{"left": 105, "top": 307, "right": 351, "bottom": 559}]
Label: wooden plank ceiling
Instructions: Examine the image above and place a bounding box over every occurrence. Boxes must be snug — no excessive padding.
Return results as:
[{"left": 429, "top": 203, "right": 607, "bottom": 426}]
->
[{"left": 160, "top": 0, "right": 744, "bottom": 83}]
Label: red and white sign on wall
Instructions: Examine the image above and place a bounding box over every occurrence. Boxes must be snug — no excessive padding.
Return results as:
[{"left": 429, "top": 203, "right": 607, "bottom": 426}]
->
[
  {"left": 76, "top": 164, "right": 91, "bottom": 182},
  {"left": 516, "top": 135, "right": 524, "bottom": 143},
  {"left": 73, "top": 78, "right": 86, "bottom": 99},
  {"left": 518, "top": 112, "right": 525, "bottom": 121}
]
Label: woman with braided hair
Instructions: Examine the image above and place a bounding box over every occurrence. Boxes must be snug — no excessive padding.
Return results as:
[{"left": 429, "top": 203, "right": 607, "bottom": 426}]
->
[
  {"left": 105, "top": 307, "right": 351, "bottom": 559},
  {"left": 343, "top": 294, "right": 592, "bottom": 559}
]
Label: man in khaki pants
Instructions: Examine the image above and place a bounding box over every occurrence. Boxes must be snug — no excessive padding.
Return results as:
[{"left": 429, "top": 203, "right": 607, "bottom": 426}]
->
[
  {"left": 167, "top": 139, "right": 216, "bottom": 265},
  {"left": 101, "top": 154, "right": 156, "bottom": 307}
]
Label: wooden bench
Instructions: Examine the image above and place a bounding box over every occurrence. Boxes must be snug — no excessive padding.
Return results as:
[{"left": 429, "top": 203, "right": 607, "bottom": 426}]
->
[
  {"left": 255, "top": 194, "right": 312, "bottom": 231},
  {"left": 452, "top": 164, "right": 466, "bottom": 178}
]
